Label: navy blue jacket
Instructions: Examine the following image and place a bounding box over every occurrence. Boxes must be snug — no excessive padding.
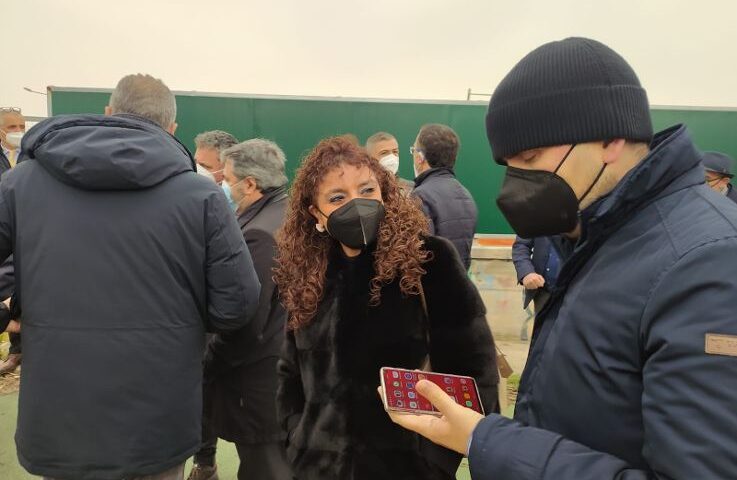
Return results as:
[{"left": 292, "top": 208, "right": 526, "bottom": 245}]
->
[
  {"left": 0, "top": 114, "right": 261, "bottom": 480},
  {"left": 412, "top": 168, "right": 478, "bottom": 270},
  {"left": 511, "top": 236, "right": 560, "bottom": 308},
  {"left": 469, "top": 125, "right": 737, "bottom": 479}
]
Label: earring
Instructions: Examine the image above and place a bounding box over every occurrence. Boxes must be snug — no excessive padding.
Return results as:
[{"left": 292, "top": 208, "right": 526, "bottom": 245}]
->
[{"left": 316, "top": 223, "right": 326, "bottom": 233}]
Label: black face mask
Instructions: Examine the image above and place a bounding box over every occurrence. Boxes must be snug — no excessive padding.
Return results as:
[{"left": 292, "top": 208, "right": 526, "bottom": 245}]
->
[
  {"left": 321, "top": 198, "right": 386, "bottom": 250},
  {"left": 496, "top": 145, "right": 606, "bottom": 238}
]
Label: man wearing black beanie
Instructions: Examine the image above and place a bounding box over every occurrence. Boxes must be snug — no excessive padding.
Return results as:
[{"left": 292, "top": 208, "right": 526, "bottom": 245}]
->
[{"left": 386, "top": 37, "right": 737, "bottom": 479}]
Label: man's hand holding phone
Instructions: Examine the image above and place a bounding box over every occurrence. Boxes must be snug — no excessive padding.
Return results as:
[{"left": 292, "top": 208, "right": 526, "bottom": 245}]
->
[{"left": 379, "top": 379, "right": 485, "bottom": 455}]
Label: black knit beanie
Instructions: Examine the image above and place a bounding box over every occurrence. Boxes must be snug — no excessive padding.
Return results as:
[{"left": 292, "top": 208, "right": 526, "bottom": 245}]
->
[{"left": 486, "top": 37, "right": 653, "bottom": 163}]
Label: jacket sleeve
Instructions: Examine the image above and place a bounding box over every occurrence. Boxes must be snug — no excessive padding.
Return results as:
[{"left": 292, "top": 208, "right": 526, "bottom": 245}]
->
[
  {"left": 206, "top": 227, "right": 277, "bottom": 375},
  {"left": 468, "top": 239, "right": 737, "bottom": 480},
  {"left": 511, "top": 236, "right": 535, "bottom": 283},
  {"left": 204, "top": 192, "right": 260, "bottom": 333},
  {"left": 422, "top": 237, "right": 499, "bottom": 474},
  {"left": 276, "top": 328, "right": 305, "bottom": 436}
]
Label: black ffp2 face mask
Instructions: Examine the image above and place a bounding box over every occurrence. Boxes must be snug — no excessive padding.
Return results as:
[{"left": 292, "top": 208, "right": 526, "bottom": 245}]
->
[
  {"left": 496, "top": 145, "right": 605, "bottom": 238},
  {"left": 321, "top": 198, "right": 386, "bottom": 250}
]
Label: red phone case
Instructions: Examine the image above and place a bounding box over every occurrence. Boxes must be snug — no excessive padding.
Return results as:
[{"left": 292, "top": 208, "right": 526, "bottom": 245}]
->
[{"left": 380, "top": 367, "right": 484, "bottom": 415}]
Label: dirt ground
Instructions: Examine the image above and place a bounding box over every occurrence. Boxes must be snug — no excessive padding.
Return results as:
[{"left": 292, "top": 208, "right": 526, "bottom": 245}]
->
[{"left": 0, "top": 370, "right": 20, "bottom": 395}]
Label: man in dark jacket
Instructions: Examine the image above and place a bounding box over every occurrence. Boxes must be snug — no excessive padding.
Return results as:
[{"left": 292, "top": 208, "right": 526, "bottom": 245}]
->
[
  {"left": 0, "top": 109, "right": 26, "bottom": 375},
  {"left": 191, "top": 139, "right": 292, "bottom": 480},
  {"left": 0, "top": 74, "right": 260, "bottom": 480},
  {"left": 411, "top": 124, "right": 477, "bottom": 270},
  {"left": 511, "top": 236, "right": 562, "bottom": 340},
  {"left": 387, "top": 37, "right": 737, "bottom": 479},
  {"left": 365, "top": 131, "right": 414, "bottom": 195},
  {"left": 187, "top": 129, "right": 239, "bottom": 480},
  {"left": 0, "top": 107, "right": 25, "bottom": 174},
  {"left": 702, "top": 151, "right": 737, "bottom": 204}
]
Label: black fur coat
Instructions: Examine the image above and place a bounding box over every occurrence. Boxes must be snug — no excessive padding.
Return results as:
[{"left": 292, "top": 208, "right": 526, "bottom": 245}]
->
[{"left": 276, "top": 235, "right": 498, "bottom": 479}]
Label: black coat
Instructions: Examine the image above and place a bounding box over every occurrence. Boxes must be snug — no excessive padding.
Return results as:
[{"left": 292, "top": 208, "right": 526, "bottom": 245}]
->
[
  {"left": 0, "top": 114, "right": 261, "bottom": 480},
  {"left": 412, "top": 168, "right": 478, "bottom": 270},
  {"left": 277, "top": 235, "right": 498, "bottom": 480},
  {"left": 205, "top": 186, "right": 289, "bottom": 444}
]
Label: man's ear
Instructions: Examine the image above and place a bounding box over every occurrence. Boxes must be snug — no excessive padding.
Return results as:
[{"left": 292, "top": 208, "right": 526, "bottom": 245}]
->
[
  {"left": 602, "top": 138, "right": 626, "bottom": 165},
  {"left": 104, "top": 106, "right": 112, "bottom": 116},
  {"left": 244, "top": 177, "right": 259, "bottom": 194},
  {"left": 167, "top": 122, "right": 178, "bottom": 135}
]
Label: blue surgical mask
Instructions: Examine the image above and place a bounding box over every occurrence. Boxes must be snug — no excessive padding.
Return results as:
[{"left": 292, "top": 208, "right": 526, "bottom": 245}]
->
[{"left": 221, "top": 181, "right": 239, "bottom": 211}]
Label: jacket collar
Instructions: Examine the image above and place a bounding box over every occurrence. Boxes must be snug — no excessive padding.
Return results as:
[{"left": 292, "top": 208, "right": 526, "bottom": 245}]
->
[
  {"left": 237, "top": 185, "right": 287, "bottom": 229},
  {"left": 582, "top": 124, "right": 702, "bottom": 228},
  {"left": 553, "top": 125, "right": 701, "bottom": 291},
  {"left": 414, "top": 167, "right": 455, "bottom": 187}
]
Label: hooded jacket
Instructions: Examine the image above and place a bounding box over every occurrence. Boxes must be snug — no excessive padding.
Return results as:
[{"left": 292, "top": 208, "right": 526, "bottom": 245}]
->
[{"left": 0, "top": 114, "right": 260, "bottom": 480}]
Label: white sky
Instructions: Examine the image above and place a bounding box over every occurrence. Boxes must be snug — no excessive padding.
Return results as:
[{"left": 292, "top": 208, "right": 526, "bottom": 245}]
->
[{"left": 4, "top": 0, "right": 737, "bottom": 118}]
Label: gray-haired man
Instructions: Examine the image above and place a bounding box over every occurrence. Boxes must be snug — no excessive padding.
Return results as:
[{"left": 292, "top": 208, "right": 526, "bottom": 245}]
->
[
  {"left": 365, "top": 131, "right": 414, "bottom": 194},
  {"left": 194, "top": 131, "right": 238, "bottom": 185},
  {"left": 199, "top": 139, "right": 292, "bottom": 480},
  {"left": 2, "top": 73, "right": 261, "bottom": 480}
]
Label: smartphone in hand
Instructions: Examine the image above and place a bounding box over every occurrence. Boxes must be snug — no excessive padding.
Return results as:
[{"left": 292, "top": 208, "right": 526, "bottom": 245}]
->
[{"left": 380, "top": 367, "right": 484, "bottom": 416}]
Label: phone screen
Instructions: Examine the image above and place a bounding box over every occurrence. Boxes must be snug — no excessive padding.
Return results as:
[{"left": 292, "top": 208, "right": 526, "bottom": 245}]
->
[{"left": 380, "top": 367, "right": 484, "bottom": 415}]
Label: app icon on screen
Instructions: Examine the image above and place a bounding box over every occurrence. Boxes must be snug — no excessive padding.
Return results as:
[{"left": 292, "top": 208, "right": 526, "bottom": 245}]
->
[
  {"left": 409, "top": 401, "right": 418, "bottom": 409},
  {"left": 406, "top": 382, "right": 414, "bottom": 389},
  {"left": 465, "top": 401, "right": 473, "bottom": 407},
  {"left": 396, "top": 400, "right": 405, "bottom": 407},
  {"left": 460, "top": 378, "right": 467, "bottom": 384},
  {"left": 462, "top": 385, "right": 469, "bottom": 392},
  {"left": 464, "top": 393, "right": 471, "bottom": 399},
  {"left": 408, "top": 392, "right": 416, "bottom": 399},
  {"left": 444, "top": 377, "right": 452, "bottom": 384},
  {"left": 392, "top": 371, "right": 399, "bottom": 378},
  {"left": 393, "top": 381, "right": 400, "bottom": 387},
  {"left": 394, "top": 390, "right": 403, "bottom": 398},
  {"left": 418, "top": 374, "right": 426, "bottom": 380},
  {"left": 404, "top": 373, "right": 413, "bottom": 380},
  {"left": 446, "top": 386, "right": 453, "bottom": 393}
]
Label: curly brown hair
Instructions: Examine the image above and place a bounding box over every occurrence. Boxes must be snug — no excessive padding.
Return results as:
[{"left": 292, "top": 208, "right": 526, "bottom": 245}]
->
[{"left": 274, "top": 136, "right": 430, "bottom": 329}]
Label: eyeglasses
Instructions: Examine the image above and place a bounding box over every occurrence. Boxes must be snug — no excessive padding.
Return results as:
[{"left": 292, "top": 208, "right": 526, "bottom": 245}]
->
[
  {"left": 0, "top": 107, "right": 21, "bottom": 113},
  {"left": 409, "top": 146, "right": 422, "bottom": 155}
]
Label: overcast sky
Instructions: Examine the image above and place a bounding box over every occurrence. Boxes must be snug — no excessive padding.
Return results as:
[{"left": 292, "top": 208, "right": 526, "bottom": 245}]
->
[{"left": 4, "top": 0, "right": 737, "bottom": 118}]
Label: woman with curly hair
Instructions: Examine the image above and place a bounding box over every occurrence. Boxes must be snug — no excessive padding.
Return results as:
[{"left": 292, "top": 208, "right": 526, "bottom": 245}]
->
[{"left": 274, "top": 136, "right": 498, "bottom": 480}]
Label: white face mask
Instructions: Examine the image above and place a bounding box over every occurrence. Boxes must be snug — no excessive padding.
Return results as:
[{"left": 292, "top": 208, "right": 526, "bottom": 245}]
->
[
  {"left": 379, "top": 154, "right": 400, "bottom": 175},
  {"left": 196, "top": 164, "right": 215, "bottom": 181},
  {"left": 5, "top": 132, "right": 24, "bottom": 148}
]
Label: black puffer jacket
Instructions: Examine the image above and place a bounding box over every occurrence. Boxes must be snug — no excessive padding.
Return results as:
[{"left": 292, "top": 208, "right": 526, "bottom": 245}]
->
[
  {"left": 412, "top": 168, "right": 478, "bottom": 270},
  {"left": 277, "top": 235, "right": 498, "bottom": 480},
  {"left": 0, "top": 114, "right": 260, "bottom": 480}
]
